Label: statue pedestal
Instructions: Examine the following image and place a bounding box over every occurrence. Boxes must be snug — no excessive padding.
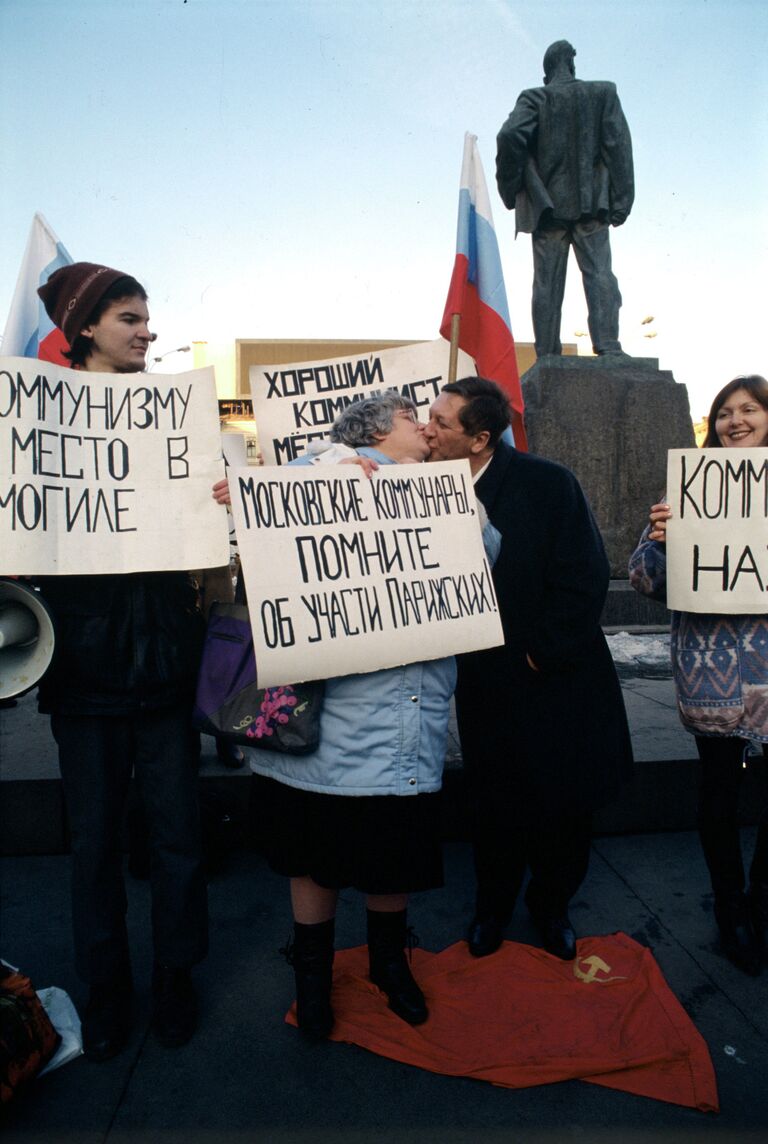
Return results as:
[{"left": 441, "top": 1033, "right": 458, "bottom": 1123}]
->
[{"left": 521, "top": 355, "right": 695, "bottom": 579}]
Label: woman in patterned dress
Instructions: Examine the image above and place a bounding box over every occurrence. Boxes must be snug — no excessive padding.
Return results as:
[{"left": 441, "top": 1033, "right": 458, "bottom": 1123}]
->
[{"left": 630, "top": 375, "right": 768, "bottom": 974}]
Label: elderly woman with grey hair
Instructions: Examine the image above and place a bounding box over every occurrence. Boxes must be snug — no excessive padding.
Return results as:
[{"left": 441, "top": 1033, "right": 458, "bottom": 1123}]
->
[
  {"left": 320, "top": 389, "right": 431, "bottom": 461},
  {"left": 246, "top": 391, "right": 456, "bottom": 1040}
]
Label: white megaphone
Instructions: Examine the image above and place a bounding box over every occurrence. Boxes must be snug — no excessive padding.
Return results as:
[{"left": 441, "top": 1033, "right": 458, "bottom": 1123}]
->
[{"left": 0, "top": 580, "right": 55, "bottom": 700}]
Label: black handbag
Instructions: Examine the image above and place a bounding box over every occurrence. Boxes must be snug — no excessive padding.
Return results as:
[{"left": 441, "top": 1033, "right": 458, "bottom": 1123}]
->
[{"left": 192, "top": 578, "right": 323, "bottom": 753}]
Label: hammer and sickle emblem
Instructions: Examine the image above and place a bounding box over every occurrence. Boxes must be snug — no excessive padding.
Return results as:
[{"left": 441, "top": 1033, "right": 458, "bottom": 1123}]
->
[{"left": 573, "top": 954, "right": 627, "bottom": 984}]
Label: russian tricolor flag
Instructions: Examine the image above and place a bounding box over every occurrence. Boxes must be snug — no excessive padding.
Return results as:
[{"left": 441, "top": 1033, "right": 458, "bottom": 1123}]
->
[
  {"left": 440, "top": 133, "right": 526, "bottom": 450},
  {"left": 2, "top": 213, "right": 73, "bottom": 364}
]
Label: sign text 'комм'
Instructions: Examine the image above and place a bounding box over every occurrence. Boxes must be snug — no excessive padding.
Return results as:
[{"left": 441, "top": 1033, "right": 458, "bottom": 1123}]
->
[
  {"left": 666, "top": 447, "right": 768, "bottom": 613},
  {"left": 228, "top": 460, "right": 504, "bottom": 687},
  {"left": 250, "top": 340, "right": 474, "bottom": 465}
]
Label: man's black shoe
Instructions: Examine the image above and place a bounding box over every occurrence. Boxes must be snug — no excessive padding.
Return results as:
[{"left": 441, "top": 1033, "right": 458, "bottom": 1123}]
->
[
  {"left": 152, "top": 965, "right": 198, "bottom": 1047},
  {"left": 467, "top": 915, "right": 507, "bottom": 958},
  {"left": 82, "top": 981, "right": 132, "bottom": 1062},
  {"left": 530, "top": 912, "right": 578, "bottom": 960},
  {"left": 524, "top": 887, "right": 578, "bottom": 960}
]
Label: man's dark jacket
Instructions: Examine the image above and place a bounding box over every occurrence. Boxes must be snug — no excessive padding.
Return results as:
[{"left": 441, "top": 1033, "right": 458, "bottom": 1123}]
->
[
  {"left": 496, "top": 77, "right": 634, "bottom": 235},
  {"left": 455, "top": 442, "right": 632, "bottom": 821},
  {"left": 36, "top": 572, "right": 204, "bottom": 716}
]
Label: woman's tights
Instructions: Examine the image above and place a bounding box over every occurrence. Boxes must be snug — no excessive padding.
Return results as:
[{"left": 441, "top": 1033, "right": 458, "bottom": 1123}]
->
[{"left": 696, "top": 736, "right": 768, "bottom": 897}]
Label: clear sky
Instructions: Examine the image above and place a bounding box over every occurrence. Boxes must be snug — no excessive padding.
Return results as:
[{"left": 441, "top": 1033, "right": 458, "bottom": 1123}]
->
[{"left": 1, "top": 0, "right": 766, "bottom": 417}]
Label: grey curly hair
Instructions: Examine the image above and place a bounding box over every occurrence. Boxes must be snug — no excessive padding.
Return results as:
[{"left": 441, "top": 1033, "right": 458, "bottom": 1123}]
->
[{"left": 329, "top": 391, "right": 419, "bottom": 447}]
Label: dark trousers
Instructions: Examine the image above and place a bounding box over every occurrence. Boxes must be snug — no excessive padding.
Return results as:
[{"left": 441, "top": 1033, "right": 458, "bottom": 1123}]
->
[
  {"left": 532, "top": 217, "right": 622, "bottom": 356},
  {"left": 52, "top": 705, "right": 208, "bottom": 984},
  {"left": 696, "top": 736, "right": 768, "bottom": 897},
  {"left": 468, "top": 773, "right": 592, "bottom": 918}
]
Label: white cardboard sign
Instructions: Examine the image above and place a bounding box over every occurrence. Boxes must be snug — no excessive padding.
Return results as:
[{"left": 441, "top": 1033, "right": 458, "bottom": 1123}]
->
[
  {"left": 250, "top": 339, "right": 475, "bottom": 465},
  {"left": 0, "top": 357, "right": 230, "bottom": 574},
  {"left": 665, "top": 447, "right": 768, "bottom": 613},
  {"left": 221, "top": 431, "right": 248, "bottom": 468},
  {"left": 228, "top": 460, "right": 504, "bottom": 687}
]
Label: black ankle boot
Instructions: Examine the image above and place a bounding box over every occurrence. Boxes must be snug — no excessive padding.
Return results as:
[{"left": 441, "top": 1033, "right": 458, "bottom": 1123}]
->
[
  {"left": 152, "top": 964, "right": 198, "bottom": 1048},
  {"left": 82, "top": 976, "right": 133, "bottom": 1061},
  {"left": 367, "top": 909, "right": 427, "bottom": 1026},
  {"left": 283, "top": 919, "right": 335, "bottom": 1041},
  {"left": 714, "top": 891, "right": 762, "bottom": 976}
]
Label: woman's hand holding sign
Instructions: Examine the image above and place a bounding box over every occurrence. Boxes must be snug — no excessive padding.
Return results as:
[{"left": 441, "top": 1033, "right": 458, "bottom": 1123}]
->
[{"left": 648, "top": 503, "right": 671, "bottom": 543}]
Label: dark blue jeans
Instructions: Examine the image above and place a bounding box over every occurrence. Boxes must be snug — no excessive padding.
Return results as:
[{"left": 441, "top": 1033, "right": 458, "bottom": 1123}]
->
[{"left": 53, "top": 705, "right": 208, "bottom": 984}]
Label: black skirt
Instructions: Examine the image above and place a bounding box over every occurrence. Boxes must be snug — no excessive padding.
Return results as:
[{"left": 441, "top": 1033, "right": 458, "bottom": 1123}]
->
[{"left": 250, "top": 773, "right": 444, "bottom": 895}]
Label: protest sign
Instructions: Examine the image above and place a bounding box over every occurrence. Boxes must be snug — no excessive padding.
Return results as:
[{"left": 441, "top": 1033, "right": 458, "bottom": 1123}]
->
[
  {"left": 666, "top": 447, "right": 768, "bottom": 613},
  {"left": 228, "top": 460, "right": 503, "bottom": 687},
  {"left": 221, "top": 431, "right": 248, "bottom": 468},
  {"left": 250, "top": 340, "right": 475, "bottom": 465},
  {"left": 0, "top": 357, "right": 230, "bottom": 574}
]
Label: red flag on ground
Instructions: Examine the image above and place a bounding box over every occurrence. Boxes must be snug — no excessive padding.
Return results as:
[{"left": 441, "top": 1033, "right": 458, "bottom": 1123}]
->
[
  {"left": 440, "top": 133, "right": 527, "bottom": 450},
  {"left": 286, "top": 933, "right": 718, "bottom": 1113},
  {"left": 2, "top": 213, "right": 73, "bottom": 364}
]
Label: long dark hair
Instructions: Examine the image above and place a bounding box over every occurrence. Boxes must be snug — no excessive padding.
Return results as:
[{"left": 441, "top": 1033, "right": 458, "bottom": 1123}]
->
[
  {"left": 703, "top": 374, "right": 768, "bottom": 448},
  {"left": 63, "top": 276, "right": 148, "bottom": 367}
]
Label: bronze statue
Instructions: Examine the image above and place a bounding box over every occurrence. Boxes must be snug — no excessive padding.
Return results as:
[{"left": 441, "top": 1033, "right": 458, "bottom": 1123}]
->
[{"left": 496, "top": 41, "right": 634, "bottom": 358}]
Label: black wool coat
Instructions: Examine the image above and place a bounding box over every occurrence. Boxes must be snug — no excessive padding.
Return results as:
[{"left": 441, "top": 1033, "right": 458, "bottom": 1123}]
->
[
  {"left": 455, "top": 442, "right": 633, "bottom": 821},
  {"left": 36, "top": 572, "right": 205, "bottom": 717}
]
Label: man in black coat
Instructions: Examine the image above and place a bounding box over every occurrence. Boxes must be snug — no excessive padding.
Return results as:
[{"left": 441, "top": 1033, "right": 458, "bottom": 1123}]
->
[
  {"left": 35, "top": 263, "right": 208, "bottom": 1059},
  {"left": 424, "top": 377, "right": 632, "bottom": 959},
  {"left": 496, "top": 40, "right": 634, "bottom": 357}
]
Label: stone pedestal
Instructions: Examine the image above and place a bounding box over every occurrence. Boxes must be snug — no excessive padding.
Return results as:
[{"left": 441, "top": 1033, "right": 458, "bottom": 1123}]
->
[{"left": 521, "top": 355, "right": 695, "bottom": 578}]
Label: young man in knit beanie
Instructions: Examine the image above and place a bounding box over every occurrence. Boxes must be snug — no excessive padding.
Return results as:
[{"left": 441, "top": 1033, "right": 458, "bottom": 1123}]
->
[{"left": 36, "top": 263, "right": 208, "bottom": 1060}]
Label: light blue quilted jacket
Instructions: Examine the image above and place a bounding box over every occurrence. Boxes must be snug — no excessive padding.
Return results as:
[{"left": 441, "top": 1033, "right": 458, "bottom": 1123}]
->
[{"left": 246, "top": 447, "right": 474, "bottom": 795}]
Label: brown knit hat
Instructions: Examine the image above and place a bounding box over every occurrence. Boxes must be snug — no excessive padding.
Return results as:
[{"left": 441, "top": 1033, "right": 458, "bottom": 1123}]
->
[{"left": 37, "top": 262, "right": 136, "bottom": 341}]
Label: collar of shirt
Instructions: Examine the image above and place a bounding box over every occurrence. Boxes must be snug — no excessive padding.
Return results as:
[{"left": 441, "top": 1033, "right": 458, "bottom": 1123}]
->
[{"left": 473, "top": 457, "right": 492, "bottom": 484}]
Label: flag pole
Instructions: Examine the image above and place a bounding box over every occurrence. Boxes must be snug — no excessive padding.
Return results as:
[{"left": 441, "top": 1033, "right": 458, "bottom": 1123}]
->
[{"left": 448, "top": 313, "right": 461, "bottom": 383}]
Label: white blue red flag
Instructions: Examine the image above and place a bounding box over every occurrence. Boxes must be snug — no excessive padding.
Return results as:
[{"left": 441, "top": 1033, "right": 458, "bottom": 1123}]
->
[
  {"left": 2, "top": 213, "right": 73, "bottom": 364},
  {"left": 440, "top": 133, "right": 526, "bottom": 449}
]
